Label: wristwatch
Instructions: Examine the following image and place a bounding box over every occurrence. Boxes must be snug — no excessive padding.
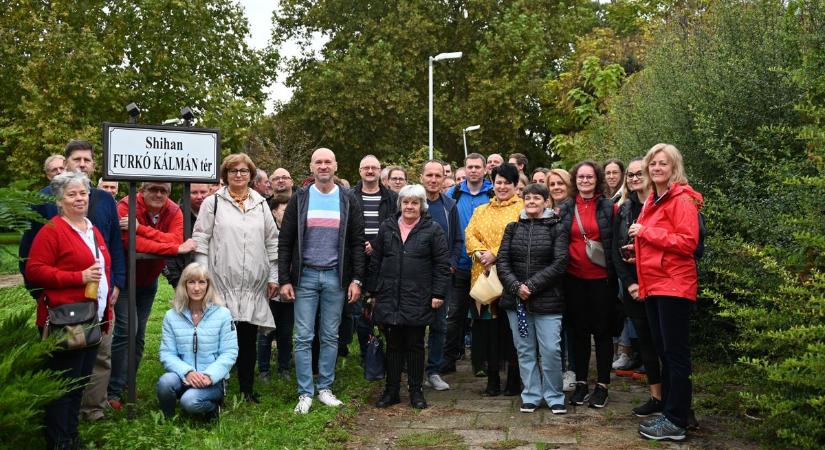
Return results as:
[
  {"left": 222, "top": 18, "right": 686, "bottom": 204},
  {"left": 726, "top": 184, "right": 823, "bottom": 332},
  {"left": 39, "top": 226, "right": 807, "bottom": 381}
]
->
[{"left": 352, "top": 279, "right": 362, "bottom": 287}]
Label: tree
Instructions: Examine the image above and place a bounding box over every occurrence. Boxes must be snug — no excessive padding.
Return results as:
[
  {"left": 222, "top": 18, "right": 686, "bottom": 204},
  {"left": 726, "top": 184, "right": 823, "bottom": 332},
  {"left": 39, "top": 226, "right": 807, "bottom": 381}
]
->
[{"left": 0, "top": 0, "right": 275, "bottom": 187}]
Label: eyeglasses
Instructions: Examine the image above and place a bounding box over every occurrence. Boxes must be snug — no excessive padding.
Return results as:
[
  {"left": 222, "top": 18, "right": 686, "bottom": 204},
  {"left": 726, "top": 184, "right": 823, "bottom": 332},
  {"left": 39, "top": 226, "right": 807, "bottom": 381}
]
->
[
  {"left": 271, "top": 176, "right": 292, "bottom": 182},
  {"left": 390, "top": 177, "right": 406, "bottom": 183},
  {"left": 229, "top": 168, "right": 250, "bottom": 176},
  {"left": 359, "top": 166, "right": 380, "bottom": 172},
  {"left": 145, "top": 186, "right": 170, "bottom": 195},
  {"left": 627, "top": 171, "right": 644, "bottom": 180},
  {"left": 576, "top": 175, "right": 595, "bottom": 181}
]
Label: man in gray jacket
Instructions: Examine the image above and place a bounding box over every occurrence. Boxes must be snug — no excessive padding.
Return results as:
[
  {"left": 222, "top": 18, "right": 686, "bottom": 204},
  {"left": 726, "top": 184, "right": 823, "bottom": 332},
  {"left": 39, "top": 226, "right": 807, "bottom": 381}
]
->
[{"left": 278, "top": 148, "right": 366, "bottom": 414}]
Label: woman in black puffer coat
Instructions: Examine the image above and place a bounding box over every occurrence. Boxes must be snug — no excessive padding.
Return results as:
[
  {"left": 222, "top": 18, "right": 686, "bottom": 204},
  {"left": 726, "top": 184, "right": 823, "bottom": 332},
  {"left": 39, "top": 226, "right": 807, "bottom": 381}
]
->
[
  {"left": 367, "top": 184, "right": 450, "bottom": 410},
  {"left": 497, "top": 183, "right": 570, "bottom": 413}
]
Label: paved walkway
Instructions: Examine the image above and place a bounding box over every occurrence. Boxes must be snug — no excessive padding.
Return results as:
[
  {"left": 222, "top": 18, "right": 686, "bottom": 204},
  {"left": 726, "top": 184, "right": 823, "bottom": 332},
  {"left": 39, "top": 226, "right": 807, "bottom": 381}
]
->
[{"left": 347, "top": 352, "right": 760, "bottom": 449}]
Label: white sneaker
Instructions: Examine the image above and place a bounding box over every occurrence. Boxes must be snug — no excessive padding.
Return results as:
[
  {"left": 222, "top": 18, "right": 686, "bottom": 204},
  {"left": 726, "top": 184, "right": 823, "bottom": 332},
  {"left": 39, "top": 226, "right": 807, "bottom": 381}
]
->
[
  {"left": 317, "top": 389, "right": 343, "bottom": 407},
  {"left": 294, "top": 395, "right": 312, "bottom": 414},
  {"left": 563, "top": 371, "right": 577, "bottom": 392},
  {"left": 612, "top": 353, "right": 632, "bottom": 370},
  {"left": 427, "top": 374, "right": 451, "bottom": 391}
]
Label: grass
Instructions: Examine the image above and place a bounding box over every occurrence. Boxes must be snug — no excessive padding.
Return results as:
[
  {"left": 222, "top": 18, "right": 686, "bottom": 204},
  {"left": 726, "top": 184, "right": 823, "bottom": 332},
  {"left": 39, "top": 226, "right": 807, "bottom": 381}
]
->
[
  {"left": 395, "top": 430, "right": 467, "bottom": 449},
  {"left": 0, "top": 244, "right": 19, "bottom": 274},
  {"left": 3, "top": 278, "right": 378, "bottom": 449}
]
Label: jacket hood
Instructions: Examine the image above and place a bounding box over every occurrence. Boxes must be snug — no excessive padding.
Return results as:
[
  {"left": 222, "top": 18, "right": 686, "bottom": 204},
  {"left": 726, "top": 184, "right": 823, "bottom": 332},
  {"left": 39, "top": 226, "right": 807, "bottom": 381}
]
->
[
  {"left": 215, "top": 186, "right": 267, "bottom": 208},
  {"left": 519, "top": 207, "right": 558, "bottom": 221},
  {"left": 655, "top": 184, "right": 704, "bottom": 210}
]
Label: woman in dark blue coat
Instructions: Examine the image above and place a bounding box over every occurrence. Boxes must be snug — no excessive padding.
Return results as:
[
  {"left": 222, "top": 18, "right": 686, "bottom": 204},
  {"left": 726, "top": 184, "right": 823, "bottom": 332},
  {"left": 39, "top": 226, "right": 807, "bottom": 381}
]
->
[{"left": 367, "top": 184, "right": 450, "bottom": 409}]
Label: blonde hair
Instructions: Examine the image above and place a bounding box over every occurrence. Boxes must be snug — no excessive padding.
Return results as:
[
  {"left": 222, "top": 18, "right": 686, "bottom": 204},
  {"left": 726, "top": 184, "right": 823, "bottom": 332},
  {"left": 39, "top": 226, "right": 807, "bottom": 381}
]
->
[
  {"left": 545, "top": 168, "right": 572, "bottom": 208},
  {"left": 618, "top": 157, "right": 645, "bottom": 205},
  {"left": 643, "top": 143, "right": 689, "bottom": 188},
  {"left": 172, "top": 263, "right": 223, "bottom": 312}
]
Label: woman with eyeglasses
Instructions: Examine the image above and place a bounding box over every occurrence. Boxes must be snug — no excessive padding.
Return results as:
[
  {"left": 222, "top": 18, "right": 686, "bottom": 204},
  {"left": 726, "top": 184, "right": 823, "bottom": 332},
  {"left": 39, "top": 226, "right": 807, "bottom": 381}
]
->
[
  {"left": 192, "top": 153, "right": 279, "bottom": 403},
  {"left": 157, "top": 263, "right": 238, "bottom": 419},
  {"left": 611, "top": 158, "right": 663, "bottom": 418},
  {"left": 603, "top": 159, "right": 626, "bottom": 202},
  {"left": 558, "top": 161, "right": 616, "bottom": 409},
  {"left": 631, "top": 144, "right": 703, "bottom": 441}
]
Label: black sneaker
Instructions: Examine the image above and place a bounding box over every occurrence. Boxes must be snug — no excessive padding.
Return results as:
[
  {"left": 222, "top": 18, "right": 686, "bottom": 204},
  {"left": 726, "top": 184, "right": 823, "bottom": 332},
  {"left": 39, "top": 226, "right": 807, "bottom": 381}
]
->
[
  {"left": 633, "top": 397, "right": 663, "bottom": 417},
  {"left": 588, "top": 384, "right": 608, "bottom": 408},
  {"left": 519, "top": 402, "right": 538, "bottom": 413},
  {"left": 550, "top": 404, "right": 567, "bottom": 415},
  {"left": 570, "top": 382, "right": 589, "bottom": 405}
]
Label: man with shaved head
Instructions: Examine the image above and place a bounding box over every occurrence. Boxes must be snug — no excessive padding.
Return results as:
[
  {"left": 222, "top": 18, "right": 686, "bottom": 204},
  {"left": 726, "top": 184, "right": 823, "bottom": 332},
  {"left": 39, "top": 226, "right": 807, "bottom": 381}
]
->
[
  {"left": 270, "top": 168, "right": 294, "bottom": 195},
  {"left": 279, "top": 148, "right": 366, "bottom": 414}
]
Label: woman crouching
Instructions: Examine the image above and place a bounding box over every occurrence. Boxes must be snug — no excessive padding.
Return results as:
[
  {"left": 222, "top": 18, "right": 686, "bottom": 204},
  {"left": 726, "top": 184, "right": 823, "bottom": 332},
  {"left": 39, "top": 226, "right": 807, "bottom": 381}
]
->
[
  {"left": 496, "top": 183, "right": 569, "bottom": 414},
  {"left": 157, "top": 263, "right": 238, "bottom": 419},
  {"left": 367, "top": 184, "right": 450, "bottom": 409}
]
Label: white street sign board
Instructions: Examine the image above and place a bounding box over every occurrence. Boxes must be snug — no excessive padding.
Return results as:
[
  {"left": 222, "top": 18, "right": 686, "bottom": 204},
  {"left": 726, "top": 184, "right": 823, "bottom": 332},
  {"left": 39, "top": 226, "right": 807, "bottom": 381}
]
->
[{"left": 103, "top": 123, "right": 220, "bottom": 182}]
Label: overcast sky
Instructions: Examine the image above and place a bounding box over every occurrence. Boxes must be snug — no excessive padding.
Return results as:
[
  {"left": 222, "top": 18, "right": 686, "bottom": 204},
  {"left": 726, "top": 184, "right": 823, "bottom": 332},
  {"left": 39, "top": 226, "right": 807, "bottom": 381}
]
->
[{"left": 237, "top": 0, "right": 290, "bottom": 106}]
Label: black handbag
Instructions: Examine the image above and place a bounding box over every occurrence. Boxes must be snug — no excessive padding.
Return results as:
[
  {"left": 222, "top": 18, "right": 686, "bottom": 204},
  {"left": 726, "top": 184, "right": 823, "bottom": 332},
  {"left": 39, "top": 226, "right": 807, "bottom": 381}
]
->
[
  {"left": 364, "top": 330, "right": 386, "bottom": 382},
  {"left": 42, "top": 300, "right": 102, "bottom": 350}
]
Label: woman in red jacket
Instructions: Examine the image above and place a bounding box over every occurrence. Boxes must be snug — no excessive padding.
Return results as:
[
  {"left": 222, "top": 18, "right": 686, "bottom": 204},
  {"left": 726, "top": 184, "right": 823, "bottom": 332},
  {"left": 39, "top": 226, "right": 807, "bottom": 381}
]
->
[
  {"left": 629, "top": 144, "right": 702, "bottom": 442},
  {"left": 26, "top": 171, "right": 112, "bottom": 450}
]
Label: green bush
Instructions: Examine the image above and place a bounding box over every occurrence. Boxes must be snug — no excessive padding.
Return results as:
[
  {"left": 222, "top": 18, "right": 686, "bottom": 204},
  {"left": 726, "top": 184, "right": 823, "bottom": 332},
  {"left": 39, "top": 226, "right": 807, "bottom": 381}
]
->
[
  {"left": 0, "top": 287, "right": 72, "bottom": 448},
  {"left": 570, "top": 1, "right": 825, "bottom": 447}
]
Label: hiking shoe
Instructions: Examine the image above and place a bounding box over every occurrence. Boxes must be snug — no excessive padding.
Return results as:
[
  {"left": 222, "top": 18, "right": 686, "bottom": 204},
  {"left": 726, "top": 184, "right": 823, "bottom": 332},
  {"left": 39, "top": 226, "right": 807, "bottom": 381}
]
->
[
  {"left": 640, "top": 414, "right": 665, "bottom": 428},
  {"left": 427, "top": 374, "right": 451, "bottom": 391},
  {"left": 633, "top": 397, "right": 663, "bottom": 417},
  {"left": 317, "top": 389, "right": 343, "bottom": 407},
  {"left": 550, "top": 404, "right": 568, "bottom": 415},
  {"left": 410, "top": 390, "right": 428, "bottom": 409},
  {"left": 639, "top": 416, "right": 687, "bottom": 441},
  {"left": 588, "top": 384, "right": 608, "bottom": 408},
  {"left": 294, "top": 395, "right": 312, "bottom": 414},
  {"left": 570, "top": 382, "right": 589, "bottom": 405},
  {"left": 562, "top": 371, "right": 576, "bottom": 392},
  {"left": 520, "top": 403, "right": 538, "bottom": 413},
  {"left": 612, "top": 353, "right": 633, "bottom": 370}
]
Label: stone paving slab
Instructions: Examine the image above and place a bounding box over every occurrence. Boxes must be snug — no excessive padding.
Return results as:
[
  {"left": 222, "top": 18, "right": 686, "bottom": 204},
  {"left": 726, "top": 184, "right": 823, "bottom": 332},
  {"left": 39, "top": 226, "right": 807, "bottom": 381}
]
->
[
  {"left": 454, "top": 398, "right": 516, "bottom": 412},
  {"left": 508, "top": 425, "right": 579, "bottom": 444},
  {"left": 453, "top": 428, "right": 507, "bottom": 446}
]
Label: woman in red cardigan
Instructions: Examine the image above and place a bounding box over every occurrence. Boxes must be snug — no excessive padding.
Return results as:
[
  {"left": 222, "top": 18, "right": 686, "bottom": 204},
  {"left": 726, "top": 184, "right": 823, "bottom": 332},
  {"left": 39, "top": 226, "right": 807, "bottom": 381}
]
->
[
  {"left": 629, "top": 144, "right": 703, "bottom": 442},
  {"left": 26, "top": 171, "right": 112, "bottom": 450}
]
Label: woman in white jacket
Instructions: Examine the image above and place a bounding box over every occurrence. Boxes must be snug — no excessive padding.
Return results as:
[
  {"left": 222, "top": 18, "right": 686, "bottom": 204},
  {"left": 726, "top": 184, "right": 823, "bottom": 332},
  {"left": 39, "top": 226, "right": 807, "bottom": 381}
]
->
[{"left": 192, "top": 153, "right": 279, "bottom": 403}]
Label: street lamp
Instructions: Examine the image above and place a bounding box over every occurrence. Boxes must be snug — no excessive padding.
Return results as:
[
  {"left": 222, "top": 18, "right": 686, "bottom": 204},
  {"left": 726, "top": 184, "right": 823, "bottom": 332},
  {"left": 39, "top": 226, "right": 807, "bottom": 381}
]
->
[
  {"left": 429, "top": 51, "right": 463, "bottom": 159},
  {"left": 462, "top": 125, "right": 481, "bottom": 157}
]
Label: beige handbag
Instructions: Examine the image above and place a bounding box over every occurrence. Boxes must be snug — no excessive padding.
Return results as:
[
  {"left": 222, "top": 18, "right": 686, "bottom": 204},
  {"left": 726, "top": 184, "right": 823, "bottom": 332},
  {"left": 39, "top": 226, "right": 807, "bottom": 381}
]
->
[{"left": 470, "top": 266, "right": 504, "bottom": 305}]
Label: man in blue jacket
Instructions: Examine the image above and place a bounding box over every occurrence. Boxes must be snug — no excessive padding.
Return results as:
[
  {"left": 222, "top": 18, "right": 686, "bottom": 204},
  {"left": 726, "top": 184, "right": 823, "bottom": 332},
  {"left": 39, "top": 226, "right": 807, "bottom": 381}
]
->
[
  {"left": 420, "top": 160, "right": 463, "bottom": 390},
  {"left": 19, "top": 140, "right": 126, "bottom": 421},
  {"left": 441, "top": 153, "right": 493, "bottom": 374}
]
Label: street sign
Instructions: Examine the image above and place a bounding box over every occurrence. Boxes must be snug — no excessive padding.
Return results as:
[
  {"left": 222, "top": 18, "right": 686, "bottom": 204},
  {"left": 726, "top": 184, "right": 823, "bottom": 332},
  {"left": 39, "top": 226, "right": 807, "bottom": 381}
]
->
[{"left": 102, "top": 122, "right": 220, "bottom": 182}]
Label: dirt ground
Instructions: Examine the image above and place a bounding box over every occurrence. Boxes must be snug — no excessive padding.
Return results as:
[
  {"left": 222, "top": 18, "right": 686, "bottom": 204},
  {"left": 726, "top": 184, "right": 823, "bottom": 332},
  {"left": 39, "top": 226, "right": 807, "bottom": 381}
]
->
[
  {"left": 0, "top": 273, "right": 22, "bottom": 289},
  {"left": 346, "top": 351, "right": 762, "bottom": 450}
]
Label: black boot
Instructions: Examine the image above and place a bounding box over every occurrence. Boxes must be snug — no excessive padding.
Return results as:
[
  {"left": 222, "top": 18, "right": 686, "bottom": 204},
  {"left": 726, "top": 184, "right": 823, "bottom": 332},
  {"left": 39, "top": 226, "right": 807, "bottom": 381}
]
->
[
  {"left": 409, "top": 389, "right": 428, "bottom": 409},
  {"left": 483, "top": 372, "right": 501, "bottom": 397},
  {"left": 376, "top": 389, "right": 401, "bottom": 408}
]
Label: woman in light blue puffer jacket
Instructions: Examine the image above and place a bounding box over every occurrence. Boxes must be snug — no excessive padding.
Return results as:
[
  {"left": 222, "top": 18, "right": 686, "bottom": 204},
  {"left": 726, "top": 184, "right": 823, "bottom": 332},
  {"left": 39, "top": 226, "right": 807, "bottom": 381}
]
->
[{"left": 157, "top": 263, "right": 238, "bottom": 419}]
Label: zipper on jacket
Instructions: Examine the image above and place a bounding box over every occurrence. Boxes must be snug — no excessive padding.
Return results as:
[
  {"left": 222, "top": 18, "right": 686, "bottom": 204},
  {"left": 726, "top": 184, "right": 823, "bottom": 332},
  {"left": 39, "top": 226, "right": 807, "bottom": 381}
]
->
[{"left": 192, "top": 327, "right": 198, "bottom": 372}]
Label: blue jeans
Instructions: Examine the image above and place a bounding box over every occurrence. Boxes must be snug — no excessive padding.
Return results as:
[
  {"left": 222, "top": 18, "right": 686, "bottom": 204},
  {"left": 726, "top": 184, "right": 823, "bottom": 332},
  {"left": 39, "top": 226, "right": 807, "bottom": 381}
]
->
[
  {"left": 506, "top": 310, "right": 564, "bottom": 407},
  {"left": 426, "top": 300, "right": 447, "bottom": 376},
  {"left": 109, "top": 281, "right": 158, "bottom": 400},
  {"left": 294, "top": 267, "right": 346, "bottom": 396},
  {"left": 156, "top": 372, "right": 224, "bottom": 418}
]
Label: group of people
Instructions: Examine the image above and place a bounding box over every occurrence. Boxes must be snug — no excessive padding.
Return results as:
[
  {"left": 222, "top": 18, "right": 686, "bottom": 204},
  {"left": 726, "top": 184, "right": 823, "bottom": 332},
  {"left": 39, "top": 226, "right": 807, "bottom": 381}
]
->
[{"left": 21, "top": 140, "right": 703, "bottom": 448}]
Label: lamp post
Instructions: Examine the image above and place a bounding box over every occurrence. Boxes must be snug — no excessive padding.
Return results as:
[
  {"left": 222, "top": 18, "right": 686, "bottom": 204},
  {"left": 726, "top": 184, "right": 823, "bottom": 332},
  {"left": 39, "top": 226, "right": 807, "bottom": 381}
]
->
[
  {"left": 462, "top": 125, "right": 481, "bottom": 157},
  {"left": 429, "top": 51, "right": 463, "bottom": 159}
]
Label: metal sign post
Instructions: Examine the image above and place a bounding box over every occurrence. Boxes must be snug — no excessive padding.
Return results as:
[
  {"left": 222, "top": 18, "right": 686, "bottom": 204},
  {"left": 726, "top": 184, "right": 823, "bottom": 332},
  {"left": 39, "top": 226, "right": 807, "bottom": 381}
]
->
[{"left": 103, "top": 109, "right": 220, "bottom": 418}]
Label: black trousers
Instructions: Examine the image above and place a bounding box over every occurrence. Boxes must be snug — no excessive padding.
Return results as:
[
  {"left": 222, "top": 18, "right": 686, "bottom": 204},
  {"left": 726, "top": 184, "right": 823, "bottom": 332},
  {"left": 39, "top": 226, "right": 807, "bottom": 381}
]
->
[
  {"left": 384, "top": 325, "right": 425, "bottom": 392},
  {"left": 628, "top": 307, "right": 662, "bottom": 386},
  {"left": 473, "top": 315, "right": 519, "bottom": 389},
  {"left": 565, "top": 275, "right": 614, "bottom": 385},
  {"left": 45, "top": 344, "right": 98, "bottom": 449},
  {"left": 646, "top": 296, "right": 692, "bottom": 428},
  {"left": 236, "top": 321, "right": 258, "bottom": 395},
  {"left": 444, "top": 271, "right": 470, "bottom": 366}
]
